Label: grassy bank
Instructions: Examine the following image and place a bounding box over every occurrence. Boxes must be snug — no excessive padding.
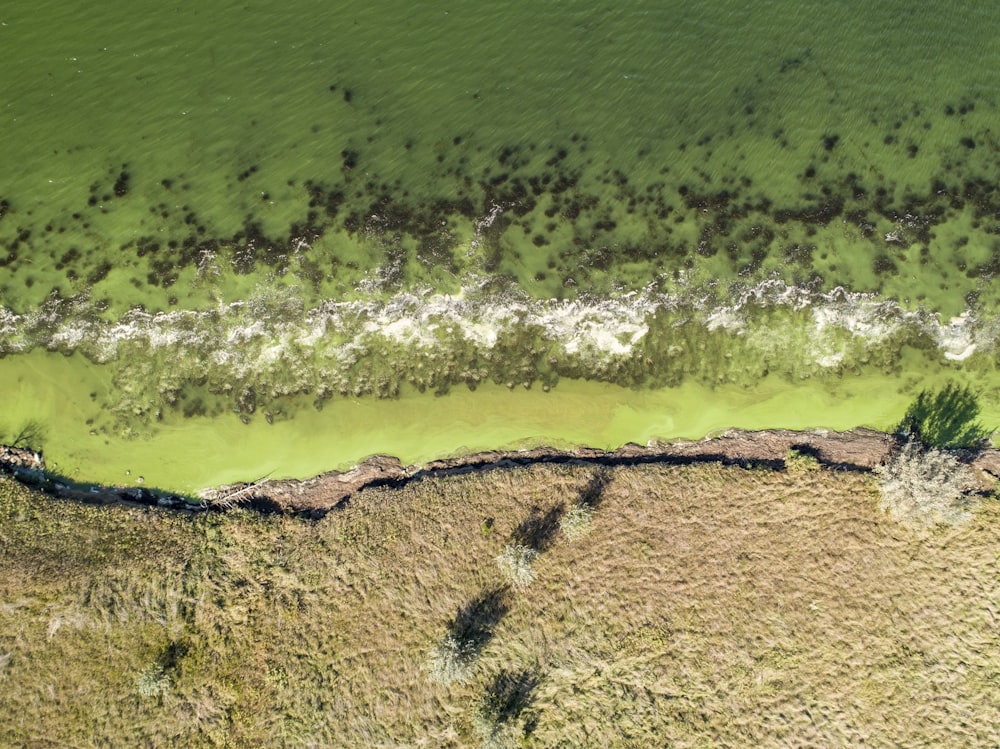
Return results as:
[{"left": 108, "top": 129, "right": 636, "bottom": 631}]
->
[{"left": 1, "top": 462, "right": 997, "bottom": 747}]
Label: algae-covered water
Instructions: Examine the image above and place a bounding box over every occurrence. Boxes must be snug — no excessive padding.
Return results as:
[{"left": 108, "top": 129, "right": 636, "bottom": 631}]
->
[{"left": 2, "top": 1, "right": 1000, "bottom": 491}]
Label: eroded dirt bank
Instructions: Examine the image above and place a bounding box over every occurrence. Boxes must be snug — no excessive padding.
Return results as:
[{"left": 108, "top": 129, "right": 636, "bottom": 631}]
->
[{"left": 5, "top": 427, "right": 997, "bottom": 518}]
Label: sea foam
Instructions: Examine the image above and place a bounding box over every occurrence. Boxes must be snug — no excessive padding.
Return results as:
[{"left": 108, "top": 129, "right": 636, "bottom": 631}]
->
[{"left": 0, "top": 279, "right": 992, "bottom": 426}]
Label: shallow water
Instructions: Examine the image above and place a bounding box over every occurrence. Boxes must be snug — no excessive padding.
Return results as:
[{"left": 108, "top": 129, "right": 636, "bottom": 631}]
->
[
  {"left": 2, "top": 2, "right": 999, "bottom": 489},
  {"left": 3, "top": 347, "right": 985, "bottom": 492}
]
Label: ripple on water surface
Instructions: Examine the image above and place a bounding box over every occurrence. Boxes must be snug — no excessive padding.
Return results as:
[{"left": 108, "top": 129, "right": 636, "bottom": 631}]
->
[{"left": 2, "top": 1, "right": 999, "bottom": 486}]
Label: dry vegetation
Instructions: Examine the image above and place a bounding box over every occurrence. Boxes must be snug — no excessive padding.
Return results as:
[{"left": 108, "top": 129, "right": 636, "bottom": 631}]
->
[
  {"left": 875, "top": 440, "right": 978, "bottom": 529},
  {"left": 1, "top": 460, "right": 998, "bottom": 747}
]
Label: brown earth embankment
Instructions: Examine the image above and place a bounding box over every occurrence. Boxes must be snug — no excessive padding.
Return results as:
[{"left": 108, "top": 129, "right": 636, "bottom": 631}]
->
[{"left": 4, "top": 428, "right": 998, "bottom": 517}]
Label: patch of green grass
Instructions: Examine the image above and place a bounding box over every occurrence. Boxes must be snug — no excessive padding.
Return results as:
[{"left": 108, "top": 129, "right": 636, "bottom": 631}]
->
[{"left": 785, "top": 448, "right": 821, "bottom": 474}]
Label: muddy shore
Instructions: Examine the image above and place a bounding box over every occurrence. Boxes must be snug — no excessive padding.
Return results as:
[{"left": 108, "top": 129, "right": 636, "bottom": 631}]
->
[{"left": 4, "top": 428, "right": 999, "bottom": 518}]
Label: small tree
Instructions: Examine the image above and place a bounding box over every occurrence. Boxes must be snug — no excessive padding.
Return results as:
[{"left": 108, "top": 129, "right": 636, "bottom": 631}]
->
[{"left": 874, "top": 440, "right": 977, "bottom": 528}]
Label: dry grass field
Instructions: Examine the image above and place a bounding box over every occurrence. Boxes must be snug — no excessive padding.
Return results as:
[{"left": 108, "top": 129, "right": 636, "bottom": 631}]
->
[{"left": 1, "top": 459, "right": 998, "bottom": 747}]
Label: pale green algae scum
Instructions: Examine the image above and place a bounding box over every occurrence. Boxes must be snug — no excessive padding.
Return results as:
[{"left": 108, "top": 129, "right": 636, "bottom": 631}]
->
[
  {"left": 3, "top": 348, "right": 987, "bottom": 492},
  {"left": 2, "top": 1, "right": 1000, "bottom": 491}
]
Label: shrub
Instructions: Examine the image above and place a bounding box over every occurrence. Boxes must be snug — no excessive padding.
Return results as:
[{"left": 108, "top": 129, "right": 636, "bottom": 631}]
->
[
  {"left": 428, "top": 587, "right": 512, "bottom": 685},
  {"left": 874, "top": 440, "right": 977, "bottom": 528},
  {"left": 426, "top": 634, "right": 476, "bottom": 685},
  {"left": 559, "top": 503, "right": 593, "bottom": 541},
  {"left": 495, "top": 544, "right": 538, "bottom": 589},
  {"left": 135, "top": 664, "right": 170, "bottom": 699},
  {"left": 785, "top": 448, "right": 821, "bottom": 474},
  {"left": 470, "top": 717, "right": 522, "bottom": 749}
]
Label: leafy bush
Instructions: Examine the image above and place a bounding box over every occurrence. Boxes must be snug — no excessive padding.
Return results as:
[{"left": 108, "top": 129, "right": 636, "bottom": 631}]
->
[
  {"left": 495, "top": 544, "right": 538, "bottom": 588},
  {"left": 785, "top": 448, "right": 821, "bottom": 474},
  {"left": 135, "top": 664, "right": 170, "bottom": 699},
  {"left": 874, "top": 440, "right": 977, "bottom": 528},
  {"left": 559, "top": 503, "right": 593, "bottom": 541}
]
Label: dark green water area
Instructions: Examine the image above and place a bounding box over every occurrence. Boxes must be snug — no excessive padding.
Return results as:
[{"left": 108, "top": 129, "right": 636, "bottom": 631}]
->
[{"left": 2, "top": 1, "right": 1000, "bottom": 490}]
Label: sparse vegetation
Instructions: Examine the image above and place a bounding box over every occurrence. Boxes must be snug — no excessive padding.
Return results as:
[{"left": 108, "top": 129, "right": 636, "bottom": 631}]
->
[
  {"left": 874, "top": 439, "right": 978, "bottom": 529},
  {"left": 1, "top": 461, "right": 998, "bottom": 747},
  {"left": 495, "top": 544, "right": 538, "bottom": 588}
]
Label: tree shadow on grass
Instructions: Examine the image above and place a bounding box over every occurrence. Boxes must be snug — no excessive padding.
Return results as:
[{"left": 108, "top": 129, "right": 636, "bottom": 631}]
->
[
  {"left": 5, "top": 419, "right": 47, "bottom": 451},
  {"left": 449, "top": 585, "right": 512, "bottom": 654},
  {"left": 898, "top": 383, "right": 991, "bottom": 450},
  {"left": 474, "top": 668, "right": 541, "bottom": 742},
  {"left": 577, "top": 467, "right": 610, "bottom": 509},
  {"left": 511, "top": 504, "right": 565, "bottom": 553}
]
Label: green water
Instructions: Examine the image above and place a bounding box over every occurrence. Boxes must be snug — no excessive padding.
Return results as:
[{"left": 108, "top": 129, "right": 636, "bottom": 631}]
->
[
  {"left": 2, "top": 2, "right": 1000, "bottom": 490},
  {"left": 4, "top": 348, "right": 992, "bottom": 493}
]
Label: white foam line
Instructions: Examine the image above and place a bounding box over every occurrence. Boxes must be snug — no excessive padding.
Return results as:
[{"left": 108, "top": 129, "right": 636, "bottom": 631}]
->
[{"left": 0, "top": 280, "right": 993, "bottom": 369}]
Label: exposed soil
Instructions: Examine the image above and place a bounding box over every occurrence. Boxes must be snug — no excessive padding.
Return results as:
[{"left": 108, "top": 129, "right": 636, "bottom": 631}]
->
[
  {"left": 6, "top": 427, "right": 996, "bottom": 518},
  {"left": 224, "top": 428, "right": 905, "bottom": 517}
]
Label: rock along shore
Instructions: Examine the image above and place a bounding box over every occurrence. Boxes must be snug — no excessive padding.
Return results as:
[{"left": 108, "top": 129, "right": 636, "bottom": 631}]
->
[{"left": 6, "top": 427, "right": 998, "bottom": 518}]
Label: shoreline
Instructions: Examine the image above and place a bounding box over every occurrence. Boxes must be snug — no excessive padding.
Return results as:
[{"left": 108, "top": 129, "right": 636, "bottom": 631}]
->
[{"left": 4, "top": 427, "right": 998, "bottom": 518}]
